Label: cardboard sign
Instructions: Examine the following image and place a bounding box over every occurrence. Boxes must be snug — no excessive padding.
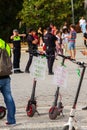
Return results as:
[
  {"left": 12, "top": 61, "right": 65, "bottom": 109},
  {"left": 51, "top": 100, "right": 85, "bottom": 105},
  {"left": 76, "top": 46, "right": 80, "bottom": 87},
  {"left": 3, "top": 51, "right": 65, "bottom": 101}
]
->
[
  {"left": 30, "top": 56, "right": 47, "bottom": 80},
  {"left": 53, "top": 66, "right": 68, "bottom": 88}
]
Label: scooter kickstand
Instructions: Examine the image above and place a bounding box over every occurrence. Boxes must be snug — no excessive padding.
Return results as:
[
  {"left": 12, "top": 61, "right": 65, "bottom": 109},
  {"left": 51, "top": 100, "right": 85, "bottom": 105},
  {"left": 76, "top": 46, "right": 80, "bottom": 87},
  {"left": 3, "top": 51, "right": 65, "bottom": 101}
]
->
[
  {"left": 36, "top": 110, "right": 40, "bottom": 116},
  {"left": 62, "top": 111, "right": 64, "bottom": 117}
]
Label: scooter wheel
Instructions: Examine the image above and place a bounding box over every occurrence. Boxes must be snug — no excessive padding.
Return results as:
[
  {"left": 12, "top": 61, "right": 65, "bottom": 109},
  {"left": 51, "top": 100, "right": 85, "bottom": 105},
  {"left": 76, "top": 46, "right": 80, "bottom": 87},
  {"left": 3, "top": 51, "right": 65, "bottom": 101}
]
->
[
  {"left": 0, "top": 106, "right": 6, "bottom": 119},
  {"left": 63, "top": 125, "right": 75, "bottom": 130},
  {"left": 27, "top": 104, "right": 36, "bottom": 117},
  {"left": 49, "top": 107, "right": 58, "bottom": 120}
]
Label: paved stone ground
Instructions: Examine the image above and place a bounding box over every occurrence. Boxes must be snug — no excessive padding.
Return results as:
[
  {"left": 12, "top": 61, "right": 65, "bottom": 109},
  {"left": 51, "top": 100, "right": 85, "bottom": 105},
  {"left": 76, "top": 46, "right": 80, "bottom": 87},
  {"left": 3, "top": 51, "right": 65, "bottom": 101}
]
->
[{"left": 0, "top": 33, "right": 87, "bottom": 130}]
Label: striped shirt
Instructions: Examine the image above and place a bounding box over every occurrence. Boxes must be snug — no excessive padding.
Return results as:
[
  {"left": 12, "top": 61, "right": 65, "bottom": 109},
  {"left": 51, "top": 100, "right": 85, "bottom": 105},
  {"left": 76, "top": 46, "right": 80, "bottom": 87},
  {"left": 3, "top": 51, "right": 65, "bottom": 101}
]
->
[{"left": 69, "top": 30, "right": 76, "bottom": 42}]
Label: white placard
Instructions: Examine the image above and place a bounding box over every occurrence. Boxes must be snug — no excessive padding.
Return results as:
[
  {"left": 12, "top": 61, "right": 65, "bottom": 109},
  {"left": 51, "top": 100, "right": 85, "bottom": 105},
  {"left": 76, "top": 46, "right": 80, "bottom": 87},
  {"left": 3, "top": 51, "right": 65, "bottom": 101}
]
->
[
  {"left": 53, "top": 66, "right": 68, "bottom": 88},
  {"left": 30, "top": 56, "right": 47, "bottom": 80}
]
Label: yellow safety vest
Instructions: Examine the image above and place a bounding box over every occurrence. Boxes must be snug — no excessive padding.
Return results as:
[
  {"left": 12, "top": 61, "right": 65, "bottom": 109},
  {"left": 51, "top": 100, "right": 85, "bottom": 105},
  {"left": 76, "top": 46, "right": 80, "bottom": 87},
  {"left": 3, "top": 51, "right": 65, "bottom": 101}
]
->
[
  {"left": 0, "top": 38, "right": 11, "bottom": 57},
  {"left": 13, "top": 36, "right": 21, "bottom": 41}
]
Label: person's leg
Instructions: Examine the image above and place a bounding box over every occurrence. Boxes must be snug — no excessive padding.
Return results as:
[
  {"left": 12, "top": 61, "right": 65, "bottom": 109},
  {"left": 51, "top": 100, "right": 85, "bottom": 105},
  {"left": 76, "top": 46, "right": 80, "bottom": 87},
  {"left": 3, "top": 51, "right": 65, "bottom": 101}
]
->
[
  {"left": 13, "top": 49, "right": 21, "bottom": 72},
  {"left": 48, "top": 51, "right": 55, "bottom": 74},
  {"left": 68, "top": 50, "right": 72, "bottom": 58},
  {"left": 25, "top": 53, "right": 33, "bottom": 72},
  {"left": 47, "top": 57, "right": 50, "bottom": 72},
  {"left": 71, "top": 42, "right": 76, "bottom": 59},
  {"left": 13, "top": 49, "right": 17, "bottom": 69},
  {"left": 65, "top": 43, "right": 67, "bottom": 55},
  {"left": 71, "top": 49, "right": 76, "bottom": 59},
  {"left": 16, "top": 50, "right": 23, "bottom": 73},
  {"left": 68, "top": 42, "right": 72, "bottom": 58},
  {"left": 0, "top": 78, "right": 16, "bottom": 124},
  {"left": 17, "top": 50, "right": 21, "bottom": 70},
  {"left": 49, "top": 56, "right": 55, "bottom": 74}
]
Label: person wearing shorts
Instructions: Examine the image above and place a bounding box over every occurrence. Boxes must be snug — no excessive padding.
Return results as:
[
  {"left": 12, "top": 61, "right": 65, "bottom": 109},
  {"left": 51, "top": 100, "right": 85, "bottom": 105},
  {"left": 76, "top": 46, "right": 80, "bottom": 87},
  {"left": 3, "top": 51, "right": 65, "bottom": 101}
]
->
[{"left": 67, "top": 24, "right": 77, "bottom": 59}]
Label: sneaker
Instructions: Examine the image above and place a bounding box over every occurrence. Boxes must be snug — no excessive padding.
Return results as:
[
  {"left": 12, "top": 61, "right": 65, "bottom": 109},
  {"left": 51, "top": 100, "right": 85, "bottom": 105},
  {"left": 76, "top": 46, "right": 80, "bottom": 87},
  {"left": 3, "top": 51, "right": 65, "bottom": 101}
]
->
[
  {"left": 17, "top": 70, "right": 24, "bottom": 73},
  {"left": 48, "top": 72, "right": 54, "bottom": 75},
  {"left": 82, "top": 106, "right": 87, "bottom": 110},
  {"left": 14, "top": 70, "right": 24, "bottom": 74},
  {"left": 6, "top": 122, "right": 16, "bottom": 126},
  {"left": 25, "top": 70, "right": 30, "bottom": 73},
  {"left": 14, "top": 70, "right": 19, "bottom": 73}
]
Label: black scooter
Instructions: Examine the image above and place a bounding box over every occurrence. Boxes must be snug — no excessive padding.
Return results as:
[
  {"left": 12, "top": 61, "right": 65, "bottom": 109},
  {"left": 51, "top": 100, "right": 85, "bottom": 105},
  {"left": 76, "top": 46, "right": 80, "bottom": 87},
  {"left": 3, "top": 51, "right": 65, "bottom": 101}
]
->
[
  {"left": 26, "top": 51, "right": 48, "bottom": 117},
  {"left": 26, "top": 51, "right": 43, "bottom": 117},
  {"left": 49, "top": 55, "right": 70, "bottom": 120},
  {"left": 49, "top": 87, "right": 64, "bottom": 120},
  {"left": 26, "top": 78, "right": 39, "bottom": 117}
]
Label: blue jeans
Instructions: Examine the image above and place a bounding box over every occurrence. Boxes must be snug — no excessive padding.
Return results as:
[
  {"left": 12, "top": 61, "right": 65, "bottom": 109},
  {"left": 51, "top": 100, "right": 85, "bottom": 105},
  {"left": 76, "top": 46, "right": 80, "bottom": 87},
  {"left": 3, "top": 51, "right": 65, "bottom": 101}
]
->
[
  {"left": 0, "top": 78, "right": 16, "bottom": 124},
  {"left": 68, "top": 41, "right": 75, "bottom": 50}
]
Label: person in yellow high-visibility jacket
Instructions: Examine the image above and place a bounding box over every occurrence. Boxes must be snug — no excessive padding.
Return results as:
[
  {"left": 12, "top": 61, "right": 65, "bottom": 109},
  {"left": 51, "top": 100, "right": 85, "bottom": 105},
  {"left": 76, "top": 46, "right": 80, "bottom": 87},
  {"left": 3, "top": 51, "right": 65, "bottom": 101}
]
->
[
  {"left": 0, "top": 38, "right": 16, "bottom": 125},
  {"left": 0, "top": 38, "right": 11, "bottom": 56},
  {"left": 10, "top": 29, "right": 26, "bottom": 73}
]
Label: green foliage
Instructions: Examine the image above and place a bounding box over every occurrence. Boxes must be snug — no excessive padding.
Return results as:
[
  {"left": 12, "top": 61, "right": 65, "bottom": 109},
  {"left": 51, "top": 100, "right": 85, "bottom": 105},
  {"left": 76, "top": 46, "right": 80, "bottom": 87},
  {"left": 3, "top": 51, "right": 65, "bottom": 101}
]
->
[
  {"left": 0, "top": 0, "right": 85, "bottom": 41},
  {"left": 18, "top": 0, "right": 85, "bottom": 30},
  {"left": 0, "top": 0, "right": 23, "bottom": 41}
]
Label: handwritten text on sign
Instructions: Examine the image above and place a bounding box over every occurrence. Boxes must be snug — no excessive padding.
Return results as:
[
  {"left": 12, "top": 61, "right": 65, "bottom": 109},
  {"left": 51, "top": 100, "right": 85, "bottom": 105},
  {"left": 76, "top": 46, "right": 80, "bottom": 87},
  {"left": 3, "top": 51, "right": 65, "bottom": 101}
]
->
[
  {"left": 30, "top": 56, "right": 47, "bottom": 80},
  {"left": 53, "top": 66, "right": 68, "bottom": 88}
]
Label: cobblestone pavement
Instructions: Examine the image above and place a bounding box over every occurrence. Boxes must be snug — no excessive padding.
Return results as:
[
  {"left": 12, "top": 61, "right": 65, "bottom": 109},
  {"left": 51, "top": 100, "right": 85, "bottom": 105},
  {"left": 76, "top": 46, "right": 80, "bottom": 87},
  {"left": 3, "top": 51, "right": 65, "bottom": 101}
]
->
[{"left": 0, "top": 33, "right": 87, "bottom": 130}]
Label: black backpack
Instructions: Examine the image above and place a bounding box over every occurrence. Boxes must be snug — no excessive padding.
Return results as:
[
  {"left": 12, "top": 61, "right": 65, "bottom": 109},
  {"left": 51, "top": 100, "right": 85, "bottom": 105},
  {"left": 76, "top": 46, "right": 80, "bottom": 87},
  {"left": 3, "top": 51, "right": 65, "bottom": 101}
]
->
[{"left": 0, "top": 43, "right": 12, "bottom": 76}]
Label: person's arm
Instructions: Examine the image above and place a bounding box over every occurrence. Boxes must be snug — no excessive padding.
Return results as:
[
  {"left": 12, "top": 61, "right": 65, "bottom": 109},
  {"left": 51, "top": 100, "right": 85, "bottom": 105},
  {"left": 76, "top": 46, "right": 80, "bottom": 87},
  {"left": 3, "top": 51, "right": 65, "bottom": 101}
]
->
[
  {"left": 66, "top": 33, "right": 72, "bottom": 39},
  {"left": 18, "top": 34, "right": 26, "bottom": 37},
  {"left": 83, "top": 37, "right": 87, "bottom": 40},
  {"left": 55, "top": 40, "right": 60, "bottom": 48},
  {"left": 83, "top": 33, "right": 87, "bottom": 41},
  {"left": 54, "top": 35, "right": 61, "bottom": 48},
  {"left": 27, "top": 35, "right": 38, "bottom": 45},
  {"left": 32, "top": 39, "right": 38, "bottom": 44},
  {"left": 81, "top": 50, "right": 87, "bottom": 55},
  {"left": 10, "top": 35, "right": 15, "bottom": 40}
]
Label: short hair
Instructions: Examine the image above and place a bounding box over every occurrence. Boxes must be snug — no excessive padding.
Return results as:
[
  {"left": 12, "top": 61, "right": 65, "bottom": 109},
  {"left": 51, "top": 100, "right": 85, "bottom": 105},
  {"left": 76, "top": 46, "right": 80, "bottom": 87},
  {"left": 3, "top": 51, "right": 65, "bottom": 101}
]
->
[
  {"left": 27, "top": 28, "right": 34, "bottom": 33},
  {"left": 13, "top": 29, "right": 18, "bottom": 33},
  {"left": 46, "top": 27, "right": 52, "bottom": 32},
  {"left": 70, "top": 24, "right": 76, "bottom": 30}
]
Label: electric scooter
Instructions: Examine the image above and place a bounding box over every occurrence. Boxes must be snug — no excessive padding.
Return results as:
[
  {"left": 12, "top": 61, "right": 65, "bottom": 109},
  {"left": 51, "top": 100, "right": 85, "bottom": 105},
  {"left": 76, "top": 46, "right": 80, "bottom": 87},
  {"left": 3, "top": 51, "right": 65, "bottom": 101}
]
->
[
  {"left": 26, "top": 78, "right": 39, "bottom": 117},
  {"left": 0, "top": 106, "right": 6, "bottom": 119},
  {"left": 59, "top": 57, "right": 87, "bottom": 130},
  {"left": 49, "top": 55, "right": 66, "bottom": 120},
  {"left": 26, "top": 51, "right": 46, "bottom": 117},
  {"left": 49, "top": 54, "right": 71, "bottom": 120}
]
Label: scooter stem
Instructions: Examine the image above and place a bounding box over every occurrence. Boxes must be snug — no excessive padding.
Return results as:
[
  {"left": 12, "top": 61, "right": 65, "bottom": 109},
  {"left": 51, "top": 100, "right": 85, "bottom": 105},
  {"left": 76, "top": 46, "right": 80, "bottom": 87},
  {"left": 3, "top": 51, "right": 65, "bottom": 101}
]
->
[{"left": 72, "top": 66, "right": 86, "bottom": 109}]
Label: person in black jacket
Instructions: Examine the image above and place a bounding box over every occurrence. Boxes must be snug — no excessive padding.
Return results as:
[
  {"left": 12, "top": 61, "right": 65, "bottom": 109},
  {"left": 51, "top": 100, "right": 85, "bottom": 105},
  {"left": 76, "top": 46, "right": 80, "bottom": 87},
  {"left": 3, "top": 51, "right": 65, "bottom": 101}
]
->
[
  {"left": 25, "top": 28, "right": 38, "bottom": 73},
  {"left": 43, "top": 27, "right": 58, "bottom": 75}
]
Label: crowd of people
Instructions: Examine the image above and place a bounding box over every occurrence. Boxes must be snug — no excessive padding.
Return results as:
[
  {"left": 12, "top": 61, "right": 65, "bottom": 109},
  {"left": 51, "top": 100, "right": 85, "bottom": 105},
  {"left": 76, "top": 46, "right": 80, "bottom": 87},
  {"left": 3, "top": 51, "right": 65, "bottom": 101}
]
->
[
  {"left": 10, "top": 22, "right": 78, "bottom": 75},
  {"left": 0, "top": 17, "right": 87, "bottom": 126}
]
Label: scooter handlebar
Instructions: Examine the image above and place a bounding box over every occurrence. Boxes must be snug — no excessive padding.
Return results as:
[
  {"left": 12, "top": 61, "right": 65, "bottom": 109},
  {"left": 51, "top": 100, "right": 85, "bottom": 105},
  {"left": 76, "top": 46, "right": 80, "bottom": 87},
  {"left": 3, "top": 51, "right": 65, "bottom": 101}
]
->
[
  {"left": 58, "top": 54, "right": 71, "bottom": 60},
  {"left": 58, "top": 54, "right": 87, "bottom": 67},
  {"left": 72, "top": 61, "right": 87, "bottom": 67},
  {"left": 29, "top": 50, "right": 54, "bottom": 58}
]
